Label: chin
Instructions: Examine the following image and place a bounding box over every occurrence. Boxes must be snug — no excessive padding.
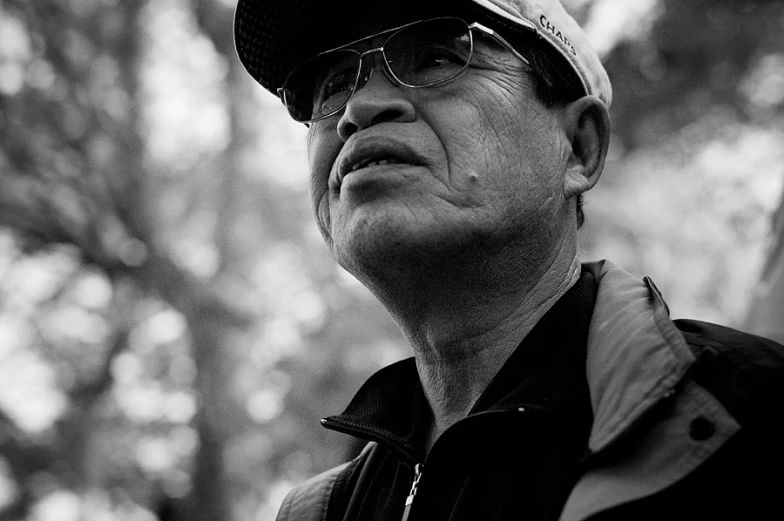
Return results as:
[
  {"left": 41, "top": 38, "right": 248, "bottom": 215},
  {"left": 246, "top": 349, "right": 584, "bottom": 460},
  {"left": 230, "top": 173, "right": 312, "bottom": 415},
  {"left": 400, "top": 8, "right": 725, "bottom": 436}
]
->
[
  {"left": 334, "top": 221, "right": 420, "bottom": 271},
  {"left": 336, "top": 223, "right": 482, "bottom": 282}
]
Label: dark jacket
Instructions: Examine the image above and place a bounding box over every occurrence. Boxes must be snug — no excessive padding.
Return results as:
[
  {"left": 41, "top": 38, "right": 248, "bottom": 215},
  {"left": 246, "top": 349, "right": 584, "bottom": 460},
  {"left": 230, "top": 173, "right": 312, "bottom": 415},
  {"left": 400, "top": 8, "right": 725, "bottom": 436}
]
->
[{"left": 276, "top": 261, "right": 784, "bottom": 521}]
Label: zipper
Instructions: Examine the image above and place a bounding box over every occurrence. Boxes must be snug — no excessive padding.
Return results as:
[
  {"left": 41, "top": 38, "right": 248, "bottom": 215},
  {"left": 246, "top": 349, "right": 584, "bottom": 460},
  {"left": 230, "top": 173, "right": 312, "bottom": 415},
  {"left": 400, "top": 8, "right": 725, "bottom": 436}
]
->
[
  {"left": 323, "top": 409, "right": 534, "bottom": 521},
  {"left": 400, "top": 463, "right": 423, "bottom": 521}
]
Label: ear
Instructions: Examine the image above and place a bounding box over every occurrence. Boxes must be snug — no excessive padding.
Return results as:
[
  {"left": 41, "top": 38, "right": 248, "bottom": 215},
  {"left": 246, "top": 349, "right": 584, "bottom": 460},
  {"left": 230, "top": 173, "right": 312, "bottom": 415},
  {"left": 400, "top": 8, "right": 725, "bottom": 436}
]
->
[{"left": 561, "top": 96, "right": 611, "bottom": 199}]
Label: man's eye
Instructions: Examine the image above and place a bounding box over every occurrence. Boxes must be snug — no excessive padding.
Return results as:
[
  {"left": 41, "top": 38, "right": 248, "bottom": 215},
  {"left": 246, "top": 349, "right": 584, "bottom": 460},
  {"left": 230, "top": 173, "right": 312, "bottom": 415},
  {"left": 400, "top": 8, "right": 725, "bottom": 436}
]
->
[
  {"left": 320, "top": 71, "right": 355, "bottom": 98},
  {"left": 314, "top": 70, "right": 356, "bottom": 113},
  {"left": 415, "top": 48, "right": 466, "bottom": 71}
]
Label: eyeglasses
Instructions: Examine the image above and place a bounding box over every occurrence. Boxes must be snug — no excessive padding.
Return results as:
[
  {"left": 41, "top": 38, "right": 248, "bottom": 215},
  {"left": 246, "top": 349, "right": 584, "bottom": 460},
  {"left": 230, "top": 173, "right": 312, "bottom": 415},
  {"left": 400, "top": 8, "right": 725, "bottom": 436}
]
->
[{"left": 277, "top": 17, "right": 531, "bottom": 123}]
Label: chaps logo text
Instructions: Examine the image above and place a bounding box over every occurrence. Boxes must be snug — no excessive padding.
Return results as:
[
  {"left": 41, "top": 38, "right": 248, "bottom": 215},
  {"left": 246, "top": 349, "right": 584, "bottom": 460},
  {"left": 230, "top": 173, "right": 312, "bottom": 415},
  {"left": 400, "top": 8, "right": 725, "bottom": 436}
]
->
[{"left": 539, "top": 15, "right": 577, "bottom": 56}]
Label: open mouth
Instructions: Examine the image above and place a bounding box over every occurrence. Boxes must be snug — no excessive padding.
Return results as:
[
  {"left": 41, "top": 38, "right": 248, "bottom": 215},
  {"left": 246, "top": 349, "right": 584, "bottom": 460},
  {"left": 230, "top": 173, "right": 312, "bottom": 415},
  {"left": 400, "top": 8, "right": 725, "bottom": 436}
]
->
[
  {"left": 336, "top": 140, "right": 424, "bottom": 185},
  {"left": 350, "top": 156, "right": 407, "bottom": 172}
]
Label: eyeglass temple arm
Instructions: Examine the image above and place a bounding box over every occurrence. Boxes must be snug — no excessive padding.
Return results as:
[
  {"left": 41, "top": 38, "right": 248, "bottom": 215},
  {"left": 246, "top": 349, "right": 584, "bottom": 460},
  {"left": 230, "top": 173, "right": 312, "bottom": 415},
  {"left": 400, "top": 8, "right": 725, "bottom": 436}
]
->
[{"left": 469, "top": 22, "right": 532, "bottom": 68}]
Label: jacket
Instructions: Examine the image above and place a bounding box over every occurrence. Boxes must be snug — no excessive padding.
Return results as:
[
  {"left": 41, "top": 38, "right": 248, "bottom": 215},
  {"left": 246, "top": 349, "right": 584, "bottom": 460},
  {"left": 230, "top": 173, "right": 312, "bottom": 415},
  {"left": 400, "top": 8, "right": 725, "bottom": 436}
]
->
[{"left": 276, "top": 260, "right": 784, "bottom": 520}]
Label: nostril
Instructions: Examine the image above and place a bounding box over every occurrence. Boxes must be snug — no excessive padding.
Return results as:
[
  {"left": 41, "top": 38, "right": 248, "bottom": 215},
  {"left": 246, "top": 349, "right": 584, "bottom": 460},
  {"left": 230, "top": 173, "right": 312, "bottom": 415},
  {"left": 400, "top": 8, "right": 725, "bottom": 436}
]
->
[
  {"left": 338, "top": 107, "right": 407, "bottom": 141},
  {"left": 338, "top": 121, "right": 359, "bottom": 142}
]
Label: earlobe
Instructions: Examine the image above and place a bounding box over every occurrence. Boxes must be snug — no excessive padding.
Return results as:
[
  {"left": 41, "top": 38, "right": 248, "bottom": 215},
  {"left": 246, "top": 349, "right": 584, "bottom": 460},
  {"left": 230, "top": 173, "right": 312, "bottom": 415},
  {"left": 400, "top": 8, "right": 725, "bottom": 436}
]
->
[{"left": 562, "top": 96, "right": 611, "bottom": 199}]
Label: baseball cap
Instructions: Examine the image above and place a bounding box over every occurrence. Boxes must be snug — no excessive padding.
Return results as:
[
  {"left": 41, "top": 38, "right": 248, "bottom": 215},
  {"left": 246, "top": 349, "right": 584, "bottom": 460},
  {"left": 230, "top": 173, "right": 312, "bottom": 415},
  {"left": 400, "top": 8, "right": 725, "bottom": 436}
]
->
[{"left": 234, "top": 0, "right": 612, "bottom": 107}]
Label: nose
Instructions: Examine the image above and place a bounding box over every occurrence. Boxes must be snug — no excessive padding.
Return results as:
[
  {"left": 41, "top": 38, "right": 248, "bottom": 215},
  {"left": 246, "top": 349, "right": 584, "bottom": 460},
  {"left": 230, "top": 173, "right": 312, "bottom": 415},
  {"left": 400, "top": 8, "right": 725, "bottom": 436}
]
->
[{"left": 336, "top": 55, "right": 417, "bottom": 142}]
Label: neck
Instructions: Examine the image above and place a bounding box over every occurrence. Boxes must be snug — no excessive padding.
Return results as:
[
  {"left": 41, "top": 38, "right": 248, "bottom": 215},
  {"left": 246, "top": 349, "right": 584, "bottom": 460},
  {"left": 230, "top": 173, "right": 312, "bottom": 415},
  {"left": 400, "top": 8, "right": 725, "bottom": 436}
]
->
[{"left": 357, "top": 235, "right": 582, "bottom": 451}]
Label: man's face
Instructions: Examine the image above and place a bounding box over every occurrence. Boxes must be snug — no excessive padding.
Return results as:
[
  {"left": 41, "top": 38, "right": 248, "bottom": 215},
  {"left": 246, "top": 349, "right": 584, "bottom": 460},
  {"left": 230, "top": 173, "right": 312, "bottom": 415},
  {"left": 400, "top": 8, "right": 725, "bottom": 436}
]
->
[{"left": 306, "top": 13, "right": 575, "bottom": 280}]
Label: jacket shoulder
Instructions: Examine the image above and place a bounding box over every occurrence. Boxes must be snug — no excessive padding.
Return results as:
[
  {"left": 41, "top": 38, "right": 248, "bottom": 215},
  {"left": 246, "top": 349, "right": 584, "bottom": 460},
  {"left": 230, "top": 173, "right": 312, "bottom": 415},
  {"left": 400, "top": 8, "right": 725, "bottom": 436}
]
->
[
  {"left": 275, "top": 443, "right": 375, "bottom": 521},
  {"left": 275, "top": 464, "right": 347, "bottom": 521},
  {"left": 673, "top": 319, "right": 784, "bottom": 423}
]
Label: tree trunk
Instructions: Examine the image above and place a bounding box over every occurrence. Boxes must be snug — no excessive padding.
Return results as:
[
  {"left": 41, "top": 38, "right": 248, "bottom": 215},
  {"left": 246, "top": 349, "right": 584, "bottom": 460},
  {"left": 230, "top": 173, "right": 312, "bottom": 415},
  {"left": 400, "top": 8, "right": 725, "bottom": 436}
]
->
[{"left": 746, "top": 190, "right": 784, "bottom": 344}]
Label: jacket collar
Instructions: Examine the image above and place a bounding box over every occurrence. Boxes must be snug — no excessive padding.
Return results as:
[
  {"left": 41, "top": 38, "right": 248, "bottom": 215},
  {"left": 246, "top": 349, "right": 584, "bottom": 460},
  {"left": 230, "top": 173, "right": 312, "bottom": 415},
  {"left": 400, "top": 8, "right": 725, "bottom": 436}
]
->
[
  {"left": 582, "top": 260, "right": 695, "bottom": 453},
  {"left": 323, "top": 270, "right": 598, "bottom": 460},
  {"left": 324, "top": 260, "right": 697, "bottom": 459}
]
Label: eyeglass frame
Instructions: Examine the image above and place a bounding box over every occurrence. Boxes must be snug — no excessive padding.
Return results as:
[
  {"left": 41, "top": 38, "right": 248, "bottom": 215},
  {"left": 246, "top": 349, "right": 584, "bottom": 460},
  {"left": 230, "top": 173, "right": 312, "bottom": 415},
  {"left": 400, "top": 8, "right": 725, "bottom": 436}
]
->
[{"left": 276, "top": 17, "right": 534, "bottom": 124}]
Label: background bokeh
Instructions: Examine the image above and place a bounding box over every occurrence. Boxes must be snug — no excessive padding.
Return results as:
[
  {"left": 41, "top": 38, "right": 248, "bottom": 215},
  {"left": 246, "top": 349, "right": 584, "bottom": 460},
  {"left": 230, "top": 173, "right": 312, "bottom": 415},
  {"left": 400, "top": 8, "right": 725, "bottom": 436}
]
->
[{"left": 0, "top": 0, "right": 782, "bottom": 520}]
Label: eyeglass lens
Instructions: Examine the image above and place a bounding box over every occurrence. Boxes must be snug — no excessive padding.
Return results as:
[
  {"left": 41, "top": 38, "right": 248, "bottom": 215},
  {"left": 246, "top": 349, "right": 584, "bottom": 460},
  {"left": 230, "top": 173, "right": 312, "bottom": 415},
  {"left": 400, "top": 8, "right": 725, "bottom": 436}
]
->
[{"left": 283, "top": 18, "right": 473, "bottom": 122}]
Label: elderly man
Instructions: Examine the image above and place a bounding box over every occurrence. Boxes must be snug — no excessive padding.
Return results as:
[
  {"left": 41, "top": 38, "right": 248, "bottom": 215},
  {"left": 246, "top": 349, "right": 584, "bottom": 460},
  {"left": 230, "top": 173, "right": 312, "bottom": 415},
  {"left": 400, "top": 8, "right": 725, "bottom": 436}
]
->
[{"left": 234, "top": 0, "right": 784, "bottom": 520}]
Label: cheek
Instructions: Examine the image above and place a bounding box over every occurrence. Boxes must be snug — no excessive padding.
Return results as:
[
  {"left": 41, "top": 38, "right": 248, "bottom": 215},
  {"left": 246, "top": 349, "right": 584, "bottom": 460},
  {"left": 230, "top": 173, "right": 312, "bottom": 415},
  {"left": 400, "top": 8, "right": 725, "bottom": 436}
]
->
[
  {"left": 424, "top": 101, "right": 497, "bottom": 182},
  {"left": 425, "top": 89, "right": 565, "bottom": 220},
  {"left": 425, "top": 96, "right": 527, "bottom": 192},
  {"left": 306, "top": 128, "right": 340, "bottom": 241},
  {"left": 309, "top": 173, "right": 332, "bottom": 243}
]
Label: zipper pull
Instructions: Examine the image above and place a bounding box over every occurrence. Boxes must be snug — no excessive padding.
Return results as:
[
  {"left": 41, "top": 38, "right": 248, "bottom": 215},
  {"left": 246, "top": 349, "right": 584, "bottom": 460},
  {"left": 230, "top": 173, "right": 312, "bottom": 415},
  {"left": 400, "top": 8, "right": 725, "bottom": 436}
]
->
[{"left": 400, "top": 463, "right": 423, "bottom": 521}]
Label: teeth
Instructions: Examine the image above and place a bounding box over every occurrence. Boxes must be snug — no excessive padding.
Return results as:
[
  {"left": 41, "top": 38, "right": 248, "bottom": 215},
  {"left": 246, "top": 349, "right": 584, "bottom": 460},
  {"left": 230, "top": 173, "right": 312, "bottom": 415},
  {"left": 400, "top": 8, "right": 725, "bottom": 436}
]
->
[{"left": 351, "top": 157, "right": 401, "bottom": 172}]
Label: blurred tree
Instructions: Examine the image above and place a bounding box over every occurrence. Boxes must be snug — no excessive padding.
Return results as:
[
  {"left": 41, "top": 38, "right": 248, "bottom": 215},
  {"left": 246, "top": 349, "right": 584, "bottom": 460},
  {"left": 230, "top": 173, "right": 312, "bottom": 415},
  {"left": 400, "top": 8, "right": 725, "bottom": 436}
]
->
[
  {"left": 604, "top": 0, "right": 784, "bottom": 151},
  {"left": 746, "top": 192, "right": 784, "bottom": 343},
  {"left": 0, "top": 0, "right": 404, "bottom": 519},
  {"left": 0, "top": 0, "right": 252, "bottom": 519},
  {"left": 0, "top": 0, "right": 164, "bottom": 517},
  {"left": 580, "top": 0, "right": 784, "bottom": 326}
]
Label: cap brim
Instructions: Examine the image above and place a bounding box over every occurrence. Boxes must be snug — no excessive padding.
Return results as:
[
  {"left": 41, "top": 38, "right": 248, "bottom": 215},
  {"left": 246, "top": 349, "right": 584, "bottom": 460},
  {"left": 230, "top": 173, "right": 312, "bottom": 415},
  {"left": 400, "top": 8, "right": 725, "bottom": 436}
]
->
[{"left": 234, "top": 0, "right": 470, "bottom": 95}]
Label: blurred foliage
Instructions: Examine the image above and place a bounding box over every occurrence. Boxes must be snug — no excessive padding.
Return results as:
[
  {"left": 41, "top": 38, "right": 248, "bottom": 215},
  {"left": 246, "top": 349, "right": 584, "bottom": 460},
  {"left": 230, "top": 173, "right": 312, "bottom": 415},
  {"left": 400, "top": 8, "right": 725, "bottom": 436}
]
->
[
  {"left": 0, "top": 0, "right": 782, "bottom": 520},
  {"left": 745, "top": 193, "right": 784, "bottom": 343},
  {"left": 576, "top": 0, "right": 784, "bottom": 326}
]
